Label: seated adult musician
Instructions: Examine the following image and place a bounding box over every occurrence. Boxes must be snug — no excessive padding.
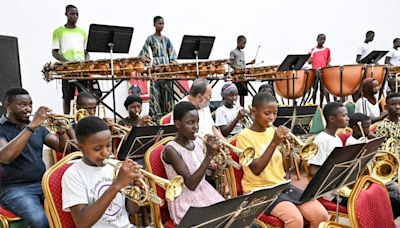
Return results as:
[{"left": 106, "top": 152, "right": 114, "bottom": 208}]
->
[
  {"left": 0, "top": 88, "right": 71, "bottom": 228},
  {"left": 171, "top": 78, "right": 225, "bottom": 140},
  {"left": 374, "top": 92, "right": 400, "bottom": 218},
  {"left": 236, "top": 92, "right": 329, "bottom": 228},
  {"left": 119, "top": 95, "right": 153, "bottom": 127}
]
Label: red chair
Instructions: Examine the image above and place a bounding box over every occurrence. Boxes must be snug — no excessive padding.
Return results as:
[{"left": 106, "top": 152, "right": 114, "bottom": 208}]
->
[
  {"left": 348, "top": 175, "right": 395, "bottom": 228},
  {"left": 159, "top": 112, "right": 172, "bottom": 126},
  {"left": 144, "top": 137, "right": 176, "bottom": 228},
  {"left": 227, "top": 135, "right": 285, "bottom": 228},
  {"left": 42, "top": 152, "right": 83, "bottom": 228},
  {"left": 0, "top": 207, "right": 22, "bottom": 228}
]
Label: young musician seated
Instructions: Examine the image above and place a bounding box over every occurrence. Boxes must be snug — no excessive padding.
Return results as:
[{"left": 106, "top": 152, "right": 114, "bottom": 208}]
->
[
  {"left": 345, "top": 113, "right": 372, "bottom": 145},
  {"left": 0, "top": 88, "right": 71, "bottom": 228},
  {"left": 162, "top": 102, "right": 224, "bottom": 225},
  {"left": 354, "top": 78, "right": 387, "bottom": 123},
  {"left": 119, "top": 95, "right": 153, "bottom": 128},
  {"left": 236, "top": 92, "right": 329, "bottom": 228},
  {"left": 62, "top": 116, "right": 141, "bottom": 227},
  {"left": 215, "top": 83, "right": 245, "bottom": 137},
  {"left": 308, "top": 102, "right": 348, "bottom": 175},
  {"left": 76, "top": 91, "right": 98, "bottom": 116}
]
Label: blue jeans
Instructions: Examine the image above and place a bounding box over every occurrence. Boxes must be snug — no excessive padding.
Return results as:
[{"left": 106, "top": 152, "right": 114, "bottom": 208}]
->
[{"left": 0, "top": 182, "right": 49, "bottom": 228}]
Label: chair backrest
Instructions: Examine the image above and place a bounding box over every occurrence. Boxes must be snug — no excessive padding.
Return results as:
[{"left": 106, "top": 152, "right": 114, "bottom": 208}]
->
[
  {"left": 42, "top": 152, "right": 83, "bottom": 228},
  {"left": 160, "top": 112, "right": 172, "bottom": 126},
  {"left": 344, "top": 101, "right": 356, "bottom": 118},
  {"left": 226, "top": 135, "right": 245, "bottom": 197},
  {"left": 310, "top": 106, "right": 326, "bottom": 134},
  {"left": 144, "top": 137, "right": 175, "bottom": 228},
  {"left": 348, "top": 175, "right": 395, "bottom": 228}
]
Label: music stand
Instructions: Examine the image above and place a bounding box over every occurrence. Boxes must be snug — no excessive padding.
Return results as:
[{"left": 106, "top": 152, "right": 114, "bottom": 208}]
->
[
  {"left": 178, "top": 181, "right": 290, "bottom": 228},
  {"left": 360, "top": 50, "right": 388, "bottom": 64},
  {"left": 118, "top": 125, "right": 177, "bottom": 163},
  {"left": 298, "top": 137, "right": 384, "bottom": 221},
  {"left": 274, "top": 105, "right": 317, "bottom": 134},
  {"left": 277, "top": 54, "right": 311, "bottom": 106},
  {"left": 177, "top": 35, "right": 215, "bottom": 76},
  {"left": 86, "top": 24, "right": 134, "bottom": 122}
]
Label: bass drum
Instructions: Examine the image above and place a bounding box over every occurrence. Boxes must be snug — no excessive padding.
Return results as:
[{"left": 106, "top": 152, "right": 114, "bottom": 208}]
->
[
  {"left": 365, "top": 65, "right": 386, "bottom": 88},
  {"left": 321, "top": 65, "right": 363, "bottom": 97},
  {"left": 274, "top": 69, "right": 315, "bottom": 99}
]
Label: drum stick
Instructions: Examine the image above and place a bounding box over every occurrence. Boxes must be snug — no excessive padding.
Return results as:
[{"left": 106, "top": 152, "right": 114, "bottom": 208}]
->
[{"left": 254, "top": 45, "right": 260, "bottom": 60}]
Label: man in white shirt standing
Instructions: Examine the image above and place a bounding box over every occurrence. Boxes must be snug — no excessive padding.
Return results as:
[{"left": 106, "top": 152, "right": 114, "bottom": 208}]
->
[
  {"left": 172, "top": 78, "right": 225, "bottom": 140},
  {"left": 356, "top": 30, "right": 374, "bottom": 63},
  {"left": 385, "top": 38, "right": 400, "bottom": 66}
]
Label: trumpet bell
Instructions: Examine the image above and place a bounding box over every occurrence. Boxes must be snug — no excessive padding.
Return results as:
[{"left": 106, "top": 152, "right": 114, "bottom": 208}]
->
[
  {"left": 239, "top": 147, "right": 256, "bottom": 166},
  {"left": 165, "top": 176, "right": 184, "bottom": 202},
  {"left": 370, "top": 153, "right": 398, "bottom": 185},
  {"left": 299, "top": 143, "right": 319, "bottom": 160}
]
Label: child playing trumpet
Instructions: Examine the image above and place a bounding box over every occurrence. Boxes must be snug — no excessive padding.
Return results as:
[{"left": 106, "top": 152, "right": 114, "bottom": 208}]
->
[
  {"left": 162, "top": 101, "right": 224, "bottom": 225},
  {"left": 215, "top": 83, "right": 246, "bottom": 137},
  {"left": 62, "top": 116, "right": 142, "bottom": 227},
  {"left": 236, "top": 92, "right": 329, "bottom": 228},
  {"left": 119, "top": 95, "right": 155, "bottom": 127}
]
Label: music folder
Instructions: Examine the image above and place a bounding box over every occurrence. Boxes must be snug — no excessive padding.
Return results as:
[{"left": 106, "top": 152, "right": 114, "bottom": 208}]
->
[{"left": 178, "top": 181, "right": 290, "bottom": 228}]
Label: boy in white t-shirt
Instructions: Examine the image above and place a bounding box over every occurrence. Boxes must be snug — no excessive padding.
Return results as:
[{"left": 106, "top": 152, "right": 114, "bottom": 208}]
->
[
  {"left": 62, "top": 116, "right": 141, "bottom": 228},
  {"left": 356, "top": 30, "right": 374, "bottom": 63},
  {"left": 215, "top": 83, "right": 246, "bottom": 137},
  {"left": 385, "top": 38, "right": 400, "bottom": 66},
  {"left": 308, "top": 102, "right": 349, "bottom": 175}
]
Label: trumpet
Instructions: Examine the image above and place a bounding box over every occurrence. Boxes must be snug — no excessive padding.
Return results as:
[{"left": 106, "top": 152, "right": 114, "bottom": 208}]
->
[
  {"left": 104, "top": 119, "right": 131, "bottom": 136},
  {"left": 235, "top": 104, "right": 253, "bottom": 128},
  {"left": 195, "top": 132, "right": 255, "bottom": 167},
  {"left": 268, "top": 123, "right": 318, "bottom": 160},
  {"left": 103, "top": 159, "right": 184, "bottom": 206}
]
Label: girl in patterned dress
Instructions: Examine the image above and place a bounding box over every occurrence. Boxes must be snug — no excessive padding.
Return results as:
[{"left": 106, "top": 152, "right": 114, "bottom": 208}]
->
[{"left": 162, "top": 101, "right": 224, "bottom": 224}]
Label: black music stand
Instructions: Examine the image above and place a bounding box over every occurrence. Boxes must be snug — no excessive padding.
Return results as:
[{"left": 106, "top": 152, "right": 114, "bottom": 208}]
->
[
  {"left": 178, "top": 35, "right": 215, "bottom": 76},
  {"left": 298, "top": 137, "right": 384, "bottom": 221},
  {"left": 360, "top": 50, "right": 388, "bottom": 64},
  {"left": 86, "top": 24, "right": 134, "bottom": 122},
  {"left": 118, "top": 125, "right": 177, "bottom": 164},
  {"left": 178, "top": 181, "right": 290, "bottom": 228},
  {"left": 274, "top": 105, "right": 317, "bottom": 134},
  {"left": 277, "top": 54, "right": 311, "bottom": 106}
]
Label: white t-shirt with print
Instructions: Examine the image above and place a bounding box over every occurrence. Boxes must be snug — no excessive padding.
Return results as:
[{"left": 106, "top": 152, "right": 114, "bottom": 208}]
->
[
  {"left": 62, "top": 159, "right": 135, "bottom": 228},
  {"left": 387, "top": 48, "right": 400, "bottom": 66},
  {"left": 215, "top": 105, "right": 244, "bottom": 135},
  {"left": 308, "top": 131, "right": 343, "bottom": 166}
]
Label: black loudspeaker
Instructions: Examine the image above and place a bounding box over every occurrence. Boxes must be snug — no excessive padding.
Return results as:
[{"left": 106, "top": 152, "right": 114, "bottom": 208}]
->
[{"left": 0, "top": 35, "right": 22, "bottom": 116}]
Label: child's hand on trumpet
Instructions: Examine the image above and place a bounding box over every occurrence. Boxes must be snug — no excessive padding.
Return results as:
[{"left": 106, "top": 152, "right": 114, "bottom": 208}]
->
[
  {"left": 236, "top": 108, "right": 246, "bottom": 121},
  {"left": 272, "top": 125, "right": 290, "bottom": 146},
  {"left": 204, "top": 134, "right": 220, "bottom": 159},
  {"left": 114, "top": 159, "right": 143, "bottom": 189}
]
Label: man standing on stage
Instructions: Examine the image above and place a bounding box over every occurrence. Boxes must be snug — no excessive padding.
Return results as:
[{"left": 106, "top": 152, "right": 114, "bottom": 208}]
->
[
  {"left": 52, "top": 5, "right": 90, "bottom": 114},
  {"left": 356, "top": 31, "right": 375, "bottom": 63}
]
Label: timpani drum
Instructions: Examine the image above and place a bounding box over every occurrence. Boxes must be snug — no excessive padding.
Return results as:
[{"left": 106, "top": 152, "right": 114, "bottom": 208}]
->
[
  {"left": 364, "top": 65, "right": 385, "bottom": 88},
  {"left": 274, "top": 69, "right": 315, "bottom": 99},
  {"left": 321, "top": 65, "right": 363, "bottom": 97}
]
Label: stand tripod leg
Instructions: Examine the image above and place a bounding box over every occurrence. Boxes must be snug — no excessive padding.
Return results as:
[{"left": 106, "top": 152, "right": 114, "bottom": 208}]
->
[{"left": 293, "top": 156, "right": 301, "bottom": 180}]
